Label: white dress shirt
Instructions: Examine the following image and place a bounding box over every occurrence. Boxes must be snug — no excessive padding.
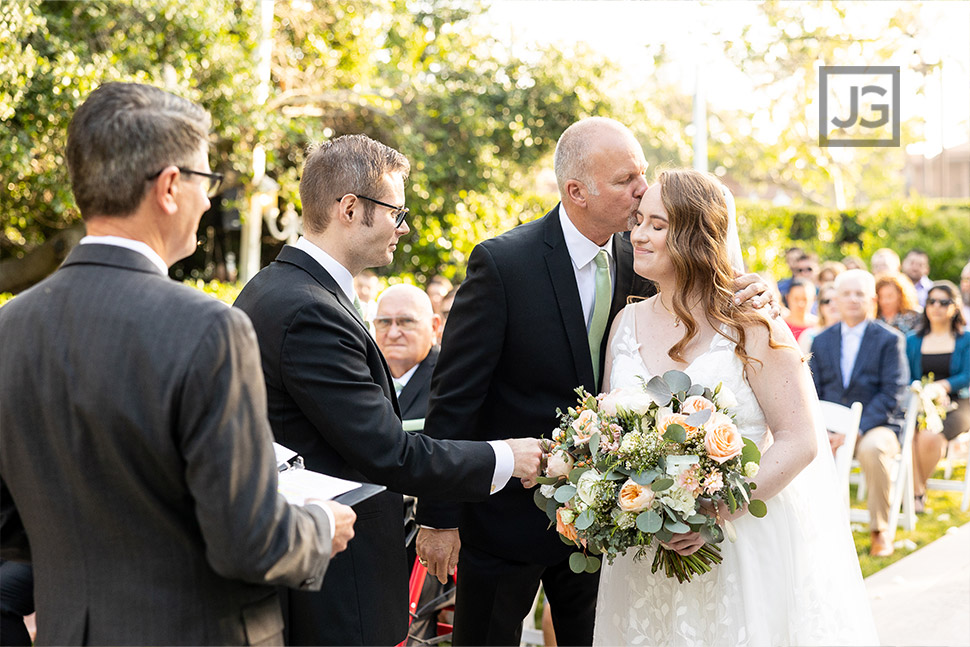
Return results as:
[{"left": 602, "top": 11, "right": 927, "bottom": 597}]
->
[
  {"left": 291, "top": 237, "right": 514, "bottom": 494},
  {"left": 840, "top": 320, "right": 869, "bottom": 388},
  {"left": 79, "top": 235, "right": 168, "bottom": 275},
  {"left": 393, "top": 363, "right": 420, "bottom": 394},
  {"left": 558, "top": 205, "right": 615, "bottom": 330}
]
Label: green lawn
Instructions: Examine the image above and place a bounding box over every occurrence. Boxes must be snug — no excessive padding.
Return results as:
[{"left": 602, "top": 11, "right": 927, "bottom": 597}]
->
[{"left": 851, "top": 463, "right": 969, "bottom": 578}]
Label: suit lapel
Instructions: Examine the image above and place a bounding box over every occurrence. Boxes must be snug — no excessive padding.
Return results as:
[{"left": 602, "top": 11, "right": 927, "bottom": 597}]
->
[
  {"left": 398, "top": 349, "right": 436, "bottom": 417},
  {"left": 542, "top": 209, "right": 596, "bottom": 389}
]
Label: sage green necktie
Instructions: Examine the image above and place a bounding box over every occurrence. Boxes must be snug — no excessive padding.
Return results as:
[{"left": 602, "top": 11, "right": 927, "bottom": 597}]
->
[
  {"left": 588, "top": 249, "right": 612, "bottom": 388},
  {"left": 353, "top": 294, "right": 365, "bottom": 321}
]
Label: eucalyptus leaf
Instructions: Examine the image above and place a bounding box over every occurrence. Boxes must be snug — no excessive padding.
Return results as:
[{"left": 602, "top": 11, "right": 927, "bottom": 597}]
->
[
  {"left": 545, "top": 499, "right": 558, "bottom": 521},
  {"left": 663, "top": 370, "right": 692, "bottom": 394},
  {"left": 605, "top": 470, "right": 627, "bottom": 481},
  {"left": 664, "top": 517, "right": 690, "bottom": 534},
  {"left": 568, "top": 467, "right": 589, "bottom": 484},
  {"left": 636, "top": 509, "right": 663, "bottom": 533},
  {"left": 589, "top": 433, "right": 600, "bottom": 458},
  {"left": 685, "top": 409, "right": 712, "bottom": 426},
  {"left": 700, "top": 523, "right": 723, "bottom": 544},
  {"left": 568, "top": 552, "right": 588, "bottom": 573},
  {"left": 584, "top": 555, "right": 602, "bottom": 573},
  {"left": 560, "top": 533, "right": 577, "bottom": 546},
  {"left": 655, "top": 527, "right": 673, "bottom": 543},
  {"left": 645, "top": 376, "right": 672, "bottom": 406},
  {"left": 575, "top": 508, "right": 595, "bottom": 531},
  {"left": 535, "top": 475, "right": 560, "bottom": 486},
  {"left": 741, "top": 437, "right": 762, "bottom": 465},
  {"left": 534, "top": 488, "right": 549, "bottom": 510},
  {"left": 687, "top": 384, "right": 706, "bottom": 396},
  {"left": 554, "top": 484, "right": 577, "bottom": 503},
  {"left": 662, "top": 424, "right": 687, "bottom": 444},
  {"left": 631, "top": 469, "right": 660, "bottom": 486},
  {"left": 686, "top": 513, "right": 708, "bottom": 525},
  {"left": 748, "top": 499, "right": 768, "bottom": 518},
  {"left": 651, "top": 477, "right": 674, "bottom": 492},
  {"left": 726, "top": 486, "right": 737, "bottom": 512}
]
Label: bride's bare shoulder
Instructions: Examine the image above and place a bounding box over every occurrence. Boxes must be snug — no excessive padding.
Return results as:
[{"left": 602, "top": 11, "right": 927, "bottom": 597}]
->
[{"left": 740, "top": 309, "right": 800, "bottom": 361}]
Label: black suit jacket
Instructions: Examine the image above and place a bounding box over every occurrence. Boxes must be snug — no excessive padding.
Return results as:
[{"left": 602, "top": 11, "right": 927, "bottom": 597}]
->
[
  {"left": 0, "top": 244, "right": 332, "bottom": 646},
  {"left": 809, "top": 319, "right": 909, "bottom": 435},
  {"left": 234, "top": 246, "right": 496, "bottom": 645},
  {"left": 399, "top": 347, "right": 438, "bottom": 421},
  {"left": 416, "top": 207, "right": 655, "bottom": 565}
]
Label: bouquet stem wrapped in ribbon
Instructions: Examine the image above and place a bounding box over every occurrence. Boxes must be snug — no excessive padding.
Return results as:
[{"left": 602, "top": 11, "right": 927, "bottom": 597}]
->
[{"left": 536, "top": 370, "right": 766, "bottom": 583}]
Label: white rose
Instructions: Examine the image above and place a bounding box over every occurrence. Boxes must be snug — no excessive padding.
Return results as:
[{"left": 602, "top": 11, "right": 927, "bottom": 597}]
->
[
  {"left": 598, "top": 388, "right": 623, "bottom": 417},
  {"left": 576, "top": 470, "right": 603, "bottom": 506},
  {"left": 660, "top": 485, "right": 698, "bottom": 517},
  {"left": 744, "top": 461, "right": 760, "bottom": 478},
  {"left": 559, "top": 508, "right": 576, "bottom": 525},
  {"left": 540, "top": 484, "right": 557, "bottom": 499},
  {"left": 614, "top": 389, "right": 656, "bottom": 415},
  {"left": 546, "top": 450, "right": 574, "bottom": 479},
  {"left": 715, "top": 383, "right": 738, "bottom": 409},
  {"left": 665, "top": 454, "right": 700, "bottom": 476}
]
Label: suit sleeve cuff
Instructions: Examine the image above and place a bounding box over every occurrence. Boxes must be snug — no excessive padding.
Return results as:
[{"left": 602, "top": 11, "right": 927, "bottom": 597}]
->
[{"left": 487, "top": 440, "right": 514, "bottom": 494}]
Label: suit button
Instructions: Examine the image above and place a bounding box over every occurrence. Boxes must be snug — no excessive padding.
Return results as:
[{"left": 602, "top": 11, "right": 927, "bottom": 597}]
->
[{"left": 301, "top": 577, "right": 316, "bottom": 588}]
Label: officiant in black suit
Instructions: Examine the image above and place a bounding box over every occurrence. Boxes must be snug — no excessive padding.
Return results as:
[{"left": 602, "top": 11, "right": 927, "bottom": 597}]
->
[
  {"left": 416, "top": 117, "right": 770, "bottom": 646},
  {"left": 233, "top": 134, "right": 542, "bottom": 646}
]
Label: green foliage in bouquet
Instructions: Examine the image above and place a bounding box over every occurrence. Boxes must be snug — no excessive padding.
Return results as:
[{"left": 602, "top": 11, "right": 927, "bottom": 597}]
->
[{"left": 536, "top": 370, "right": 765, "bottom": 583}]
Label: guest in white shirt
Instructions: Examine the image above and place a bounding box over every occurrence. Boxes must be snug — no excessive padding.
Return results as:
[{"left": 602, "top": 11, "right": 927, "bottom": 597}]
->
[{"left": 902, "top": 249, "right": 933, "bottom": 307}]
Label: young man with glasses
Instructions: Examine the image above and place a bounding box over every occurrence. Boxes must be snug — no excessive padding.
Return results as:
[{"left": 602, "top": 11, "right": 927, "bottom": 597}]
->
[
  {"left": 233, "top": 133, "right": 543, "bottom": 646},
  {"left": 0, "top": 82, "right": 354, "bottom": 645}
]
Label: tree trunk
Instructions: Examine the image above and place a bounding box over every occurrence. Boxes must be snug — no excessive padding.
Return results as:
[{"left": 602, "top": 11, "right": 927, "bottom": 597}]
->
[{"left": 0, "top": 224, "right": 86, "bottom": 293}]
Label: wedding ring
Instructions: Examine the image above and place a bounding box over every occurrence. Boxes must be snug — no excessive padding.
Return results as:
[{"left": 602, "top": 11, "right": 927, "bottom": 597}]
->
[{"left": 419, "top": 558, "right": 428, "bottom": 567}]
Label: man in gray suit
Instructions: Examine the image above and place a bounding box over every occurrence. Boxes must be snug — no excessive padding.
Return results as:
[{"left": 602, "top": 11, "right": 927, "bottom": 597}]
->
[{"left": 0, "top": 82, "right": 355, "bottom": 646}]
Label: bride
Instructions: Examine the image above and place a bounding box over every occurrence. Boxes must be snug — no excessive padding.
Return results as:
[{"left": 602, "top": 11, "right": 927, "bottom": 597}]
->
[{"left": 593, "top": 169, "right": 878, "bottom": 646}]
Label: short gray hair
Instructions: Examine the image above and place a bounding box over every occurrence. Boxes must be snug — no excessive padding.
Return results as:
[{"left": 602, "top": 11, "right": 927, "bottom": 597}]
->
[
  {"left": 67, "top": 83, "right": 211, "bottom": 219},
  {"left": 835, "top": 268, "right": 876, "bottom": 296},
  {"left": 300, "top": 134, "right": 410, "bottom": 233},
  {"left": 553, "top": 117, "right": 631, "bottom": 197}
]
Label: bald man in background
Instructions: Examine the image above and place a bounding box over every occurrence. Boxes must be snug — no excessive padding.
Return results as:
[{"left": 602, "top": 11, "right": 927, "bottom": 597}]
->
[{"left": 374, "top": 284, "right": 442, "bottom": 422}]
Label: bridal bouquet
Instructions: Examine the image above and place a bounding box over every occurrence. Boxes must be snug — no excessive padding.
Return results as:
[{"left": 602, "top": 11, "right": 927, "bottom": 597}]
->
[
  {"left": 913, "top": 373, "right": 954, "bottom": 434},
  {"left": 536, "top": 370, "right": 765, "bottom": 583}
]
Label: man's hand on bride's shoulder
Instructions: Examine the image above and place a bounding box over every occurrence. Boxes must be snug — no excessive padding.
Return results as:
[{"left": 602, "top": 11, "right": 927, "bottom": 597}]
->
[
  {"left": 506, "top": 437, "right": 542, "bottom": 487},
  {"left": 731, "top": 272, "right": 780, "bottom": 318}
]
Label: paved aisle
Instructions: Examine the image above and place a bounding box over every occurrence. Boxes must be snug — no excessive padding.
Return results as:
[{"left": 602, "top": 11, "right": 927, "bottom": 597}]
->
[{"left": 866, "top": 523, "right": 970, "bottom": 646}]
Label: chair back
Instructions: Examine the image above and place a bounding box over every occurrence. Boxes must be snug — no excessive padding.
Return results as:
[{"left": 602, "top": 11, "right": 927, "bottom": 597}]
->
[{"left": 820, "top": 400, "right": 864, "bottom": 507}]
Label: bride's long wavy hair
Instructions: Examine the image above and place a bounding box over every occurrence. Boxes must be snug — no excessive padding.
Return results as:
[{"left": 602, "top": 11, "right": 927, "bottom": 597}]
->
[{"left": 657, "top": 168, "right": 781, "bottom": 367}]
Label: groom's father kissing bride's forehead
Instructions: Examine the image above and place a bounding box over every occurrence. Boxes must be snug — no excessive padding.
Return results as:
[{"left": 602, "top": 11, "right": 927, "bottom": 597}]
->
[{"left": 233, "top": 133, "right": 543, "bottom": 646}]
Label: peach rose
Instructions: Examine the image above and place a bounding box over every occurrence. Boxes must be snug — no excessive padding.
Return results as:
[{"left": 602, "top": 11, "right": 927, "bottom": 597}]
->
[
  {"left": 682, "top": 395, "right": 716, "bottom": 416},
  {"left": 556, "top": 507, "right": 579, "bottom": 543},
  {"left": 546, "top": 450, "right": 574, "bottom": 479},
  {"left": 703, "top": 413, "right": 743, "bottom": 463},
  {"left": 617, "top": 479, "right": 655, "bottom": 512},
  {"left": 572, "top": 409, "right": 599, "bottom": 444},
  {"left": 657, "top": 409, "right": 698, "bottom": 438}
]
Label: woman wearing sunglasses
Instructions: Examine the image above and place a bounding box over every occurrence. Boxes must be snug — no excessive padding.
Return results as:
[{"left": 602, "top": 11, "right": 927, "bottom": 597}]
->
[
  {"left": 799, "top": 282, "right": 841, "bottom": 355},
  {"left": 905, "top": 280, "right": 970, "bottom": 513}
]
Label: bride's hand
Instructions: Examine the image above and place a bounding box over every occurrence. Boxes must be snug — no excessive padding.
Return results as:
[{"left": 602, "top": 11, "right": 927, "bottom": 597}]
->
[
  {"left": 700, "top": 497, "right": 746, "bottom": 523},
  {"left": 731, "top": 272, "right": 779, "bottom": 317},
  {"left": 661, "top": 531, "right": 706, "bottom": 556}
]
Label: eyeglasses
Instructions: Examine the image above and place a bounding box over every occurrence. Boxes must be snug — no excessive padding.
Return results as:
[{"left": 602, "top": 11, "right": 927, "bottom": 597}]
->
[
  {"left": 795, "top": 267, "right": 816, "bottom": 274},
  {"left": 926, "top": 298, "right": 954, "bottom": 307},
  {"left": 339, "top": 195, "right": 409, "bottom": 227},
  {"left": 373, "top": 316, "right": 419, "bottom": 332},
  {"left": 146, "top": 167, "right": 224, "bottom": 197},
  {"left": 819, "top": 299, "right": 832, "bottom": 305}
]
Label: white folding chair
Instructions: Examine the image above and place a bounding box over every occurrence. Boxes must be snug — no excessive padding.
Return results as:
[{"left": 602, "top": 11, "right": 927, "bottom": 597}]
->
[
  {"left": 848, "top": 384, "right": 919, "bottom": 536},
  {"left": 926, "top": 432, "right": 970, "bottom": 512},
  {"left": 520, "top": 587, "right": 545, "bottom": 647},
  {"left": 819, "top": 400, "right": 863, "bottom": 509}
]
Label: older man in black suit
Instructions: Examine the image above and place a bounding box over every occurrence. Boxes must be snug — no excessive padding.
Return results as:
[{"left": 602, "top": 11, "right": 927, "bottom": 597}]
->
[
  {"left": 0, "top": 82, "right": 354, "bottom": 646},
  {"left": 234, "top": 134, "right": 542, "bottom": 646}
]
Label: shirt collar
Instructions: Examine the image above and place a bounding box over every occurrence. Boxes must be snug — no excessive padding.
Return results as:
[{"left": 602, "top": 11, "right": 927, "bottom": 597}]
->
[
  {"left": 840, "top": 319, "right": 869, "bottom": 338},
  {"left": 79, "top": 235, "right": 168, "bottom": 275},
  {"left": 558, "top": 204, "right": 613, "bottom": 270},
  {"left": 293, "top": 237, "right": 356, "bottom": 303},
  {"left": 395, "top": 362, "right": 420, "bottom": 388}
]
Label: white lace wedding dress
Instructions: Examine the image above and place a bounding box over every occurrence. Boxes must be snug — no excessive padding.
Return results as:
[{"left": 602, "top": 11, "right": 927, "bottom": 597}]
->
[{"left": 593, "top": 304, "right": 880, "bottom": 646}]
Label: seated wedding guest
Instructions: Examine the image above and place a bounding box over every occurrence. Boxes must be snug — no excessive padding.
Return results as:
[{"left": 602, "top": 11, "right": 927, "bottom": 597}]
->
[
  {"left": 870, "top": 247, "right": 901, "bottom": 276},
  {"left": 810, "top": 269, "right": 909, "bottom": 557},
  {"left": 799, "top": 282, "right": 840, "bottom": 354},
  {"left": 374, "top": 283, "right": 442, "bottom": 422},
  {"left": 437, "top": 286, "right": 459, "bottom": 343},
  {"left": 902, "top": 249, "right": 933, "bottom": 307},
  {"left": 354, "top": 268, "right": 381, "bottom": 324},
  {"left": 906, "top": 281, "right": 970, "bottom": 514},
  {"left": 426, "top": 274, "right": 453, "bottom": 314},
  {"left": 0, "top": 82, "right": 354, "bottom": 645},
  {"left": 959, "top": 260, "right": 970, "bottom": 323},
  {"left": 876, "top": 272, "right": 921, "bottom": 335},
  {"left": 842, "top": 255, "right": 867, "bottom": 271},
  {"left": 783, "top": 277, "right": 817, "bottom": 340},
  {"left": 776, "top": 246, "right": 804, "bottom": 299},
  {"left": 818, "top": 260, "right": 846, "bottom": 284}
]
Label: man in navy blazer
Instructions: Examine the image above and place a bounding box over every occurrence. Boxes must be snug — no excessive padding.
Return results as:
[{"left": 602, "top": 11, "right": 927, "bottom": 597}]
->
[{"left": 810, "top": 269, "right": 909, "bottom": 557}]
